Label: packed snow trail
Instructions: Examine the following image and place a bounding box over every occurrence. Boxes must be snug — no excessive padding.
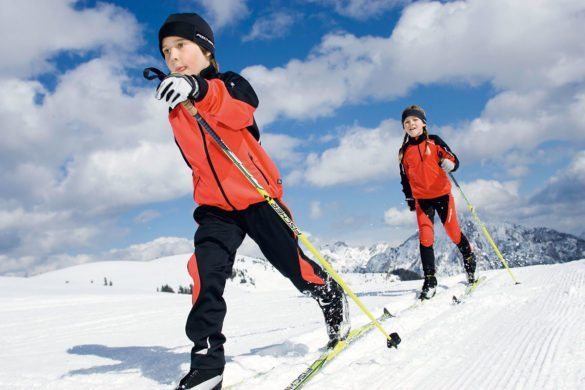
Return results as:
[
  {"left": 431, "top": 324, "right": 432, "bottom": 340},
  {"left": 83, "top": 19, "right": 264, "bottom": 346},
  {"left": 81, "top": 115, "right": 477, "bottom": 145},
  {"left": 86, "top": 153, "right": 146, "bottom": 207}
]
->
[
  {"left": 300, "top": 261, "right": 585, "bottom": 390},
  {"left": 0, "top": 256, "right": 583, "bottom": 389}
]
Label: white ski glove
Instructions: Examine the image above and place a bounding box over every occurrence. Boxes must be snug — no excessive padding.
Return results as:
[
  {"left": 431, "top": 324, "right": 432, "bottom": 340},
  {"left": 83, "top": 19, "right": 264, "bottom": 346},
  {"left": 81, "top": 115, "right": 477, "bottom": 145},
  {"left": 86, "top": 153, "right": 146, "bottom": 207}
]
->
[
  {"left": 156, "top": 74, "right": 200, "bottom": 109},
  {"left": 440, "top": 158, "right": 455, "bottom": 173}
]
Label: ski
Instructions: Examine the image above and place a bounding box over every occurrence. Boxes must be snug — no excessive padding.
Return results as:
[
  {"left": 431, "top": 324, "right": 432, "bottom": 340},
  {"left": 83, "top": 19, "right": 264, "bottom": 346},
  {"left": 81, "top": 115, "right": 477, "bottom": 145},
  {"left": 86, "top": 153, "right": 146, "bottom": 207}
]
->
[
  {"left": 285, "top": 308, "right": 395, "bottom": 390},
  {"left": 452, "top": 275, "right": 487, "bottom": 304}
]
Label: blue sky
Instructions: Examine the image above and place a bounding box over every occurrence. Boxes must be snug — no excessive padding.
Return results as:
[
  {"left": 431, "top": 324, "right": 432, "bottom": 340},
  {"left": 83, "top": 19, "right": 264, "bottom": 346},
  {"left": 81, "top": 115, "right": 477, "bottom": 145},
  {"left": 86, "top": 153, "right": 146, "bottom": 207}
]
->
[{"left": 1, "top": 0, "right": 585, "bottom": 275}]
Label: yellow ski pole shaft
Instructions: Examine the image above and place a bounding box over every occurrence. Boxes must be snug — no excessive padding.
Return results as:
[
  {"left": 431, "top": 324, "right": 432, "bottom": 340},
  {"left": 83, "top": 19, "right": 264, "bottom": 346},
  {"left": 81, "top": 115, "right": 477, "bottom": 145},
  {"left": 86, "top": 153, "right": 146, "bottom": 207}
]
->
[
  {"left": 449, "top": 173, "right": 520, "bottom": 284},
  {"left": 180, "top": 100, "right": 400, "bottom": 347}
]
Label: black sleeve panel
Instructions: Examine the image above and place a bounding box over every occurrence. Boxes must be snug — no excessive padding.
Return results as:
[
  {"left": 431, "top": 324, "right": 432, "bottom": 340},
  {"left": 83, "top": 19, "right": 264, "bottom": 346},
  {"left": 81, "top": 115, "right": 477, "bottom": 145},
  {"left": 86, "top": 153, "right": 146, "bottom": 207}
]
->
[
  {"left": 430, "top": 134, "right": 460, "bottom": 172},
  {"left": 218, "top": 71, "right": 259, "bottom": 108},
  {"left": 218, "top": 71, "right": 260, "bottom": 140},
  {"left": 400, "top": 161, "right": 413, "bottom": 200}
]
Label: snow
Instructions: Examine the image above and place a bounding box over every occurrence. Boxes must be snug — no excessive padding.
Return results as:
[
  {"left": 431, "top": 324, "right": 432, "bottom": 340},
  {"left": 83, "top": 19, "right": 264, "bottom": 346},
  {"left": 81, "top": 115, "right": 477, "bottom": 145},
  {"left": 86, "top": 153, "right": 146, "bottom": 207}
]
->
[{"left": 0, "top": 255, "right": 584, "bottom": 389}]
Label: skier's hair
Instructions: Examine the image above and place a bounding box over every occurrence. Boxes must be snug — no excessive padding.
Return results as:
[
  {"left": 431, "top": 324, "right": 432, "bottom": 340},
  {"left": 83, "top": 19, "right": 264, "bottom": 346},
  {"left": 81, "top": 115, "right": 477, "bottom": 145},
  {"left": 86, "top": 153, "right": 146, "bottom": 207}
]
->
[
  {"left": 201, "top": 48, "right": 219, "bottom": 73},
  {"left": 398, "top": 105, "right": 431, "bottom": 161}
]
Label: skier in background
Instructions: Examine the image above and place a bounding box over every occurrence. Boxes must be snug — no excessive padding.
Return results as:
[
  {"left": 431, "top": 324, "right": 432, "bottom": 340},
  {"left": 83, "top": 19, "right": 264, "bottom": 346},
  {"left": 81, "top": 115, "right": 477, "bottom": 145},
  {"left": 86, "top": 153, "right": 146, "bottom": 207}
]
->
[
  {"left": 398, "top": 105, "right": 477, "bottom": 300},
  {"left": 152, "top": 12, "right": 349, "bottom": 390}
]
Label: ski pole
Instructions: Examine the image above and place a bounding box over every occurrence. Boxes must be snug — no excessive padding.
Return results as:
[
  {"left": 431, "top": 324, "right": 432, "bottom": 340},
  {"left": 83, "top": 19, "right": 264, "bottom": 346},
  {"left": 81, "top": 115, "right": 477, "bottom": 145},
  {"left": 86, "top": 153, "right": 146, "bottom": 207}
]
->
[
  {"left": 144, "top": 68, "right": 401, "bottom": 348},
  {"left": 449, "top": 173, "right": 520, "bottom": 284}
]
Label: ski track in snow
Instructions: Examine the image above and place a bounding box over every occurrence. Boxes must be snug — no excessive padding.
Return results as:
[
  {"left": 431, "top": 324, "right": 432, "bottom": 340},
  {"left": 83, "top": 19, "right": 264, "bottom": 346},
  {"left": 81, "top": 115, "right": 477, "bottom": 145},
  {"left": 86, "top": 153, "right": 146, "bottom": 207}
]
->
[
  {"left": 0, "top": 257, "right": 584, "bottom": 389},
  {"left": 305, "top": 262, "right": 585, "bottom": 390}
]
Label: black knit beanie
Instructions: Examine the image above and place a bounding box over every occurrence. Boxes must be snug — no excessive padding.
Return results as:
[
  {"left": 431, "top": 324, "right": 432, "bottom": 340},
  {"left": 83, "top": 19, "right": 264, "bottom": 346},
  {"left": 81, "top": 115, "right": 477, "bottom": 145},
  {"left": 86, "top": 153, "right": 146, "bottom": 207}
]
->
[
  {"left": 158, "top": 13, "right": 215, "bottom": 57},
  {"left": 401, "top": 106, "right": 427, "bottom": 125}
]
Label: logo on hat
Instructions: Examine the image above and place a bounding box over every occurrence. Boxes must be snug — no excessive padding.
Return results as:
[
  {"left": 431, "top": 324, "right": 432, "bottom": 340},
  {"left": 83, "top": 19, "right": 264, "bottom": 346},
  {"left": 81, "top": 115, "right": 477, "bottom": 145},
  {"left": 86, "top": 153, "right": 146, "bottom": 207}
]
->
[{"left": 196, "top": 33, "right": 214, "bottom": 48}]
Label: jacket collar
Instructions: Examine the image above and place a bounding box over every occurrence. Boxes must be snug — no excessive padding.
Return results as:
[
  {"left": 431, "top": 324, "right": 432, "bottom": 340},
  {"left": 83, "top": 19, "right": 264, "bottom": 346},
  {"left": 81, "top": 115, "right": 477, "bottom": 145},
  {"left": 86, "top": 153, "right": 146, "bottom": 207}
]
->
[
  {"left": 200, "top": 65, "right": 217, "bottom": 79},
  {"left": 407, "top": 134, "right": 426, "bottom": 146}
]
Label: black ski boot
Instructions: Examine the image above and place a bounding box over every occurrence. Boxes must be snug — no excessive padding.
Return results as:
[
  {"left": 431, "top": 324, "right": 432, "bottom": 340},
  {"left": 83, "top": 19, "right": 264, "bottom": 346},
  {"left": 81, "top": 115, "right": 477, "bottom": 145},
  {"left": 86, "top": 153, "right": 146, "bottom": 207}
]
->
[
  {"left": 463, "top": 253, "right": 477, "bottom": 284},
  {"left": 175, "top": 367, "right": 223, "bottom": 390},
  {"left": 316, "top": 278, "right": 350, "bottom": 349},
  {"left": 419, "top": 275, "right": 437, "bottom": 300},
  {"left": 324, "top": 293, "right": 350, "bottom": 349}
]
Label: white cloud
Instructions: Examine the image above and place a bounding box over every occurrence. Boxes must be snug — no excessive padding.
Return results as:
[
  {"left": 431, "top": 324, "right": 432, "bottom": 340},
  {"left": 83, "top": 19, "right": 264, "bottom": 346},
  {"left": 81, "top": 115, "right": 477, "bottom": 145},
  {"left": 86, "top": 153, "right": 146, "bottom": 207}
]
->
[
  {"left": 311, "top": 0, "right": 409, "bottom": 20},
  {"left": 0, "top": 0, "right": 142, "bottom": 78},
  {"left": 193, "top": 0, "right": 249, "bottom": 30},
  {"left": 3, "top": 0, "right": 585, "bottom": 275},
  {"left": 438, "top": 87, "right": 585, "bottom": 163},
  {"left": 55, "top": 141, "right": 190, "bottom": 214},
  {"left": 134, "top": 210, "right": 161, "bottom": 224},
  {"left": 0, "top": 236, "right": 195, "bottom": 276},
  {"left": 287, "top": 119, "right": 404, "bottom": 186},
  {"left": 243, "top": 11, "right": 298, "bottom": 42},
  {"left": 106, "top": 237, "right": 194, "bottom": 261},
  {"left": 531, "top": 150, "right": 585, "bottom": 205},
  {"left": 243, "top": 56, "right": 354, "bottom": 125},
  {"left": 245, "top": 0, "right": 585, "bottom": 125},
  {"left": 240, "top": 0, "right": 585, "bottom": 186},
  {"left": 0, "top": 2, "right": 194, "bottom": 273},
  {"left": 310, "top": 200, "right": 323, "bottom": 219},
  {"left": 260, "top": 133, "right": 305, "bottom": 169},
  {"left": 451, "top": 179, "right": 521, "bottom": 215},
  {"left": 0, "top": 207, "right": 103, "bottom": 274},
  {"left": 383, "top": 207, "right": 415, "bottom": 227},
  {"left": 506, "top": 151, "right": 585, "bottom": 233},
  {"left": 0, "top": 60, "right": 192, "bottom": 212}
]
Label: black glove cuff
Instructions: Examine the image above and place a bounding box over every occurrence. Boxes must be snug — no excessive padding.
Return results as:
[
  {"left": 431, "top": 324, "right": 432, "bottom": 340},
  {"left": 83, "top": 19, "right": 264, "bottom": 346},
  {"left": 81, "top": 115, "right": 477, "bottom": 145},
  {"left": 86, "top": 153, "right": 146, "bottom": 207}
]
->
[
  {"left": 191, "top": 75, "right": 208, "bottom": 102},
  {"left": 406, "top": 198, "right": 416, "bottom": 211}
]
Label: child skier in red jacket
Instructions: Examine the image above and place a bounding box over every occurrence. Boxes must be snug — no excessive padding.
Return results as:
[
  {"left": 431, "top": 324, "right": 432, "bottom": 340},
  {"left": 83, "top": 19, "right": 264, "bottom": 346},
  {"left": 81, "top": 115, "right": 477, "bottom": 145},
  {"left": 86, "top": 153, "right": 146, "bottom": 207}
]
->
[
  {"left": 398, "top": 105, "right": 477, "bottom": 300},
  {"left": 154, "top": 13, "right": 349, "bottom": 390}
]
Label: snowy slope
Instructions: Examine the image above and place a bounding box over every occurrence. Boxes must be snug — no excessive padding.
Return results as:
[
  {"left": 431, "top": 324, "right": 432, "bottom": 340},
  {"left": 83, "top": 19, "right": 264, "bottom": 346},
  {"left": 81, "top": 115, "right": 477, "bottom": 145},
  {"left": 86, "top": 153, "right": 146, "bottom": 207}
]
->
[{"left": 0, "top": 255, "right": 584, "bottom": 389}]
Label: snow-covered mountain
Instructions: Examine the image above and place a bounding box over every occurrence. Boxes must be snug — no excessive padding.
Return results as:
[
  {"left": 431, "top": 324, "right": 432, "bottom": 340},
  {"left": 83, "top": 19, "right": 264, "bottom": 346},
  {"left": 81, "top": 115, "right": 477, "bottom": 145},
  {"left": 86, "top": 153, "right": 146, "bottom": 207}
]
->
[
  {"left": 366, "top": 218, "right": 585, "bottom": 276},
  {"left": 319, "top": 241, "right": 392, "bottom": 272}
]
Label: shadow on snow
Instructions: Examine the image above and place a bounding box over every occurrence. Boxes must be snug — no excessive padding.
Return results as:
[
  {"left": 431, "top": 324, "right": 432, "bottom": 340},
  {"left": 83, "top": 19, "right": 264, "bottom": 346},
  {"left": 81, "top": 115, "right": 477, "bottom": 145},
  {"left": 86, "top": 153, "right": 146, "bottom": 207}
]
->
[{"left": 66, "top": 344, "right": 190, "bottom": 385}]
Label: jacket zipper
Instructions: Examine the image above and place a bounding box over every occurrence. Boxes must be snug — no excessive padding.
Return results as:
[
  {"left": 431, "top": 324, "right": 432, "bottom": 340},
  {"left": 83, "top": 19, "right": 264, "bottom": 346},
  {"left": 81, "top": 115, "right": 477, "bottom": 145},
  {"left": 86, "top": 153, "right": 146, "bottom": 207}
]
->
[
  {"left": 249, "top": 153, "right": 270, "bottom": 185},
  {"left": 193, "top": 175, "right": 201, "bottom": 194},
  {"left": 198, "top": 125, "right": 236, "bottom": 210}
]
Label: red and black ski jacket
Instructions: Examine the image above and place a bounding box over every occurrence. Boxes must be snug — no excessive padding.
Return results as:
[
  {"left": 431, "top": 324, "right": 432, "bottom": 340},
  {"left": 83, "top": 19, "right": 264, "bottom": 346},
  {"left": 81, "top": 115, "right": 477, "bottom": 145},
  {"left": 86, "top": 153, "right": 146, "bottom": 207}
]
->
[
  {"left": 167, "top": 66, "right": 283, "bottom": 210},
  {"left": 399, "top": 134, "right": 459, "bottom": 201}
]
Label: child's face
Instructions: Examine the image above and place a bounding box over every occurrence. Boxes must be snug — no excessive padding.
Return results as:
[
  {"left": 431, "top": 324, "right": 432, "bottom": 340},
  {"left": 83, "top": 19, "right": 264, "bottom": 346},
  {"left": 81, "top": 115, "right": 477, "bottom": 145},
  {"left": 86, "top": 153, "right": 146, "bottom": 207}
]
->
[
  {"left": 161, "top": 36, "right": 211, "bottom": 76},
  {"left": 403, "top": 116, "right": 424, "bottom": 138}
]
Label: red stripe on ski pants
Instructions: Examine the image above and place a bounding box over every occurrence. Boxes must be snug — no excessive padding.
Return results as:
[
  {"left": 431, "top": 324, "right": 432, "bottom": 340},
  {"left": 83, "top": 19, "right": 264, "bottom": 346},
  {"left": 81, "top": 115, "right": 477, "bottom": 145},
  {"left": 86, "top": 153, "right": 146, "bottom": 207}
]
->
[
  {"left": 415, "top": 192, "right": 462, "bottom": 247},
  {"left": 185, "top": 201, "right": 333, "bottom": 370}
]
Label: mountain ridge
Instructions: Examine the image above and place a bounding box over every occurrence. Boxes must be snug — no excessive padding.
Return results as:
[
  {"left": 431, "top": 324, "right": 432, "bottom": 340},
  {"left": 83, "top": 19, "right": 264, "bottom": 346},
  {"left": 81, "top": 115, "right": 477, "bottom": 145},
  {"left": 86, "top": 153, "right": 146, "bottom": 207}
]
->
[{"left": 325, "top": 217, "right": 585, "bottom": 276}]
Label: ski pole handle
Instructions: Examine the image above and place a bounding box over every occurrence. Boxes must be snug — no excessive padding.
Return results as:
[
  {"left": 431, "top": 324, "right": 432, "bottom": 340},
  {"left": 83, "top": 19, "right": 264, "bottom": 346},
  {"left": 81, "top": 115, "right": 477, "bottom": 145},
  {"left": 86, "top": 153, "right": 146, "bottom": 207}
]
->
[
  {"left": 143, "top": 67, "right": 200, "bottom": 116},
  {"left": 181, "top": 100, "right": 198, "bottom": 116}
]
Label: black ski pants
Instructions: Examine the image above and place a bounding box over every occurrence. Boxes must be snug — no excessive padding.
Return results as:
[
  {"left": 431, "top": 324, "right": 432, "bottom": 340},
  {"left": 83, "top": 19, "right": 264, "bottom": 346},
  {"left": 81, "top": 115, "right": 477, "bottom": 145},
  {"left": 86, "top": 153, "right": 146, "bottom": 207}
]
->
[{"left": 186, "top": 200, "right": 333, "bottom": 370}]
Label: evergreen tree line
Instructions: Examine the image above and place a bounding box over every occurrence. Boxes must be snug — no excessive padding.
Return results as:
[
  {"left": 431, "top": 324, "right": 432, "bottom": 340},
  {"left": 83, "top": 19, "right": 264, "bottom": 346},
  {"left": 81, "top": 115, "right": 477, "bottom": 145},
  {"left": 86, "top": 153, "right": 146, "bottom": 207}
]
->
[{"left": 158, "top": 284, "right": 193, "bottom": 294}]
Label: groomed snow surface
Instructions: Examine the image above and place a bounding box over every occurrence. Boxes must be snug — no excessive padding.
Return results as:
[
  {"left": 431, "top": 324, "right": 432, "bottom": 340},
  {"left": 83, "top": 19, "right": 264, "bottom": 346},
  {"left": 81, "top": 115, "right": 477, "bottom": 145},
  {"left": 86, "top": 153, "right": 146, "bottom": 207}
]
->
[{"left": 0, "top": 256, "right": 583, "bottom": 389}]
